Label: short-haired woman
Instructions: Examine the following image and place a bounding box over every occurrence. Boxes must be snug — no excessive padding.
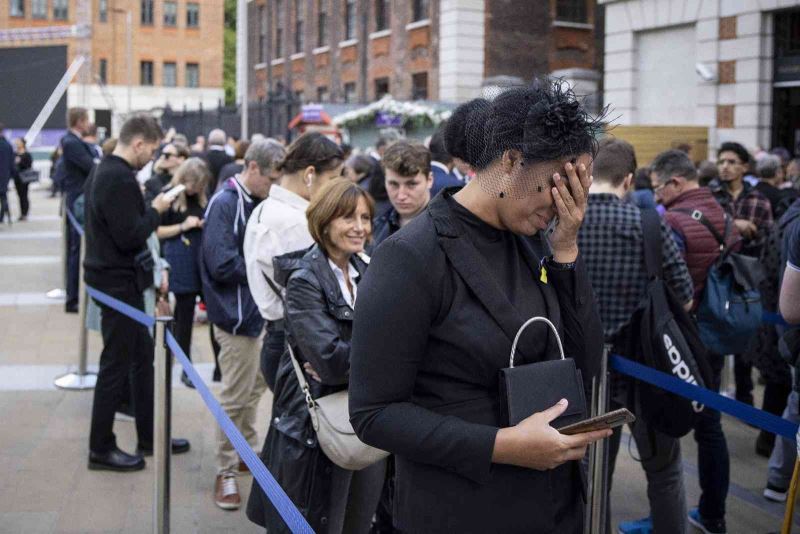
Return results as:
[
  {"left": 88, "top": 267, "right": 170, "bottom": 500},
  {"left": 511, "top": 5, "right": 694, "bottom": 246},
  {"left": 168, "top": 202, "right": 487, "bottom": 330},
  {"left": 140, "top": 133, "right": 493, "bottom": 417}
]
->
[
  {"left": 349, "top": 79, "right": 612, "bottom": 533},
  {"left": 156, "top": 157, "right": 209, "bottom": 387},
  {"left": 247, "top": 179, "right": 383, "bottom": 534}
]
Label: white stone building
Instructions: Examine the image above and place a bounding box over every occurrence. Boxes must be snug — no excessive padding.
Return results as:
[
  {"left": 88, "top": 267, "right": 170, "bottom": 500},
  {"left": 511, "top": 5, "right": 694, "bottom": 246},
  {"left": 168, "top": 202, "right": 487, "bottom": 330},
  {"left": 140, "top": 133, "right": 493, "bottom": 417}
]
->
[{"left": 601, "top": 0, "right": 800, "bottom": 157}]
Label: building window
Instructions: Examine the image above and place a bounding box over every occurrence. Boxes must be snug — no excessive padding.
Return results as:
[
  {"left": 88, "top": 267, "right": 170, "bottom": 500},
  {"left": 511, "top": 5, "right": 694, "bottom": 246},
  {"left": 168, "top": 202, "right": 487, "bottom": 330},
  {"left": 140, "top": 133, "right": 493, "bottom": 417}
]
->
[
  {"left": 186, "top": 63, "right": 199, "bottom": 87},
  {"left": 344, "top": 0, "right": 356, "bottom": 40},
  {"left": 140, "top": 61, "right": 154, "bottom": 85},
  {"left": 295, "top": 0, "right": 304, "bottom": 53},
  {"left": 317, "top": 86, "right": 329, "bottom": 102},
  {"left": 275, "top": 0, "right": 284, "bottom": 57},
  {"left": 412, "top": 0, "right": 429, "bottom": 22},
  {"left": 294, "top": 90, "right": 304, "bottom": 103},
  {"left": 98, "top": 58, "right": 108, "bottom": 84},
  {"left": 10, "top": 0, "right": 24, "bottom": 17},
  {"left": 141, "top": 0, "right": 154, "bottom": 25},
  {"left": 258, "top": 5, "right": 267, "bottom": 63},
  {"left": 98, "top": 0, "right": 107, "bottom": 22},
  {"left": 412, "top": 72, "right": 428, "bottom": 100},
  {"left": 344, "top": 82, "right": 357, "bottom": 103},
  {"left": 317, "top": 0, "right": 327, "bottom": 46},
  {"left": 555, "top": 0, "right": 587, "bottom": 23},
  {"left": 187, "top": 2, "right": 200, "bottom": 28},
  {"left": 164, "top": 1, "right": 177, "bottom": 26},
  {"left": 163, "top": 62, "right": 177, "bottom": 87},
  {"left": 375, "top": 0, "right": 390, "bottom": 31},
  {"left": 53, "top": 0, "right": 68, "bottom": 20},
  {"left": 33, "top": 0, "right": 47, "bottom": 18},
  {"left": 374, "top": 77, "right": 390, "bottom": 99}
]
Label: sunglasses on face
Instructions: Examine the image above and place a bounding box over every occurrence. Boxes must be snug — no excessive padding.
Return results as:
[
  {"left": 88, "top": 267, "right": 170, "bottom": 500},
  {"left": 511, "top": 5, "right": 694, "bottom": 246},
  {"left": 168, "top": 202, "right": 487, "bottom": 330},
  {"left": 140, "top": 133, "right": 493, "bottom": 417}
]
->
[
  {"left": 655, "top": 179, "right": 677, "bottom": 192},
  {"left": 162, "top": 152, "right": 179, "bottom": 160}
]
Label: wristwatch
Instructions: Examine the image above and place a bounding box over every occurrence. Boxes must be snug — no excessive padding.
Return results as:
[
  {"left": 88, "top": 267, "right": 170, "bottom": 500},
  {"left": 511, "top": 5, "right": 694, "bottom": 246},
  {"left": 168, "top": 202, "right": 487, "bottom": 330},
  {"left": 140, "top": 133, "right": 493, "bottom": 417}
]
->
[{"left": 544, "top": 256, "right": 577, "bottom": 271}]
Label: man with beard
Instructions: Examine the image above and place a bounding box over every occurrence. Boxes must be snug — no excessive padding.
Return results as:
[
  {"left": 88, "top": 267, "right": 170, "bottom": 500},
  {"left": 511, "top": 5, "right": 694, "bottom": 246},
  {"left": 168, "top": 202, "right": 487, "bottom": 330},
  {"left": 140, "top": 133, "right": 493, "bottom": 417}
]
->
[{"left": 84, "top": 114, "right": 190, "bottom": 472}]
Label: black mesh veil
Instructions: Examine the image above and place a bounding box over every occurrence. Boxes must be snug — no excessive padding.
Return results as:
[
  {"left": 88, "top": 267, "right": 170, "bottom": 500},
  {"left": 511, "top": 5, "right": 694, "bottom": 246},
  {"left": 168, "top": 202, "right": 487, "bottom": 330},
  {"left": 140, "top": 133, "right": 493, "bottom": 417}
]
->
[{"left": 444, "top": 78, "right": 606, "bottom": 200}]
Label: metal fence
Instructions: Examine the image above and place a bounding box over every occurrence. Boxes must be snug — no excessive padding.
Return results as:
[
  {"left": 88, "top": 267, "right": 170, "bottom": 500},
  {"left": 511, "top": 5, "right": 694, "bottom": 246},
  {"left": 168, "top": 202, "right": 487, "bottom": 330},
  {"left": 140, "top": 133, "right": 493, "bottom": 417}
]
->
[{"left": 160, "top": 91, "right": 302, "bottom": 142}]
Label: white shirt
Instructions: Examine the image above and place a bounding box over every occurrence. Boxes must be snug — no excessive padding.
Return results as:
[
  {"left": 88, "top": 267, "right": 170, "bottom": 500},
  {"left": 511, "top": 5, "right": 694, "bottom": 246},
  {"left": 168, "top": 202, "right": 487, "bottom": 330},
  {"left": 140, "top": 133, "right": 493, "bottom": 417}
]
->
[
  {"left": 244, "top": 185, "right": 313, "bottom": 321},
  {"left": 328, "top": 258, "right": 359, "bottom": 308}
]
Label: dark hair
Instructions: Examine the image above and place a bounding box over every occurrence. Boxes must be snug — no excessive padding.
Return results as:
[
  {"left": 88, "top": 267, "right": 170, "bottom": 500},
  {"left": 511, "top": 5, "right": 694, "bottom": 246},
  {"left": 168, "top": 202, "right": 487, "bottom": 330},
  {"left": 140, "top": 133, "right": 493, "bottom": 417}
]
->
[
  {"left": 235, "top": 139, "right": 250, "bottom": 159},
  {"left": 118, "top": 114, "right": 163, "bottom": 145},
  {"left": 429, "top": 123, "right": 453, "bottom": 164},
  {"left": 717, "top": 141, "right": 750, "bottom": 165},
  {"left": 593, "top": 138, "right": 637, "bottom": 187},
  {"left": 382, "top": 140, "right": 431, "bottom": 177},
  {"left": 697, "top": 160, "right": 719, "bottom": 186},
  {"left": 347, "top": 155, "right": 376, "bottom": 177},
  {"left": 16, "top": 137, "right": 27, "bottom": 148},
  {"left": 376, "top": 136, "right": 391, "bottom": 150},
  {"left": 83, "top": 123, "right": 98, "bottom": 138},
  {"left": 277, "top": 132, "right": 344, "bottom": 174},
  {"left": 634, "top": 167, "right": 652, "bottom": 190},
  {"left": 340, "top": 143, "right": 353, "bottom": 160},
  {"left": 307, "top": 179, "right": 375, "bottom": 253},
  {"left": 651, "top": 149, "right": 697, "bottom": 183},
  {"left": 444, "top": 79, "right": 604, "bottom": 170}
]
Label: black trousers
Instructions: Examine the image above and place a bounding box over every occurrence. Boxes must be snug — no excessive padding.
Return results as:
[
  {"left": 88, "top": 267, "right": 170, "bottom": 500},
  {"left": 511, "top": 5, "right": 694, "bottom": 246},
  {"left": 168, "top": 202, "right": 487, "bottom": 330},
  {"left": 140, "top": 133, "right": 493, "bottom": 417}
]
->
[
  {"left": 173, "top": 293, "right": 198, "bottom": 361},
  {"left": 260, "top": 321, "right": 285, "bottom": 391},
  {"left": 89, "top": 290, "right": 154, "bottom": 453},
  {"left": 65, "top": 191, "right": 81, "bottom": 309},
  {"left": 12, "top": 175, "right": 29, "bottom": 217},
  {"left": 734, "top": 354, "right": 754, "bottom": 405}
]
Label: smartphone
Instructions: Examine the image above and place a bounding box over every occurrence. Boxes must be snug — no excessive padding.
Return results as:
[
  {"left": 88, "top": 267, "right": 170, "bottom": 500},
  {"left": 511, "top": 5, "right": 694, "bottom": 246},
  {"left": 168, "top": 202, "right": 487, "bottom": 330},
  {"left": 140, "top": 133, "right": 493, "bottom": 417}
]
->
[
  {"left": 558, "top": 408, "right": 635, "bottom": 436},
  {"left": 163, "top": 184, "right": 186, "bottom": 203}
]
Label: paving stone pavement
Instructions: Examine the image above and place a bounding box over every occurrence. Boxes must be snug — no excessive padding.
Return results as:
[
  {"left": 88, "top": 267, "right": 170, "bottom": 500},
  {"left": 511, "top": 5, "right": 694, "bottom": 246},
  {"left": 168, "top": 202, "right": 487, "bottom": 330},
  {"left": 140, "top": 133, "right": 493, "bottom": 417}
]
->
[{"left": 0, "top": 187, "right": 793, "bottom": 533}]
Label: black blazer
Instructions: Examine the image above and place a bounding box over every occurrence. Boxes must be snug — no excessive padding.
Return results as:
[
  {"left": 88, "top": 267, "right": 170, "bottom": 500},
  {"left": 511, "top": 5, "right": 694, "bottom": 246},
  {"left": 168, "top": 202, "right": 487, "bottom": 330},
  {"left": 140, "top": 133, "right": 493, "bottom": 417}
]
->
[
  {"left": 349, "top": 191, "right": 603, "bottom": 534},
  {"left": 60, "top": 131, "right": 96, "bottom": 197}
]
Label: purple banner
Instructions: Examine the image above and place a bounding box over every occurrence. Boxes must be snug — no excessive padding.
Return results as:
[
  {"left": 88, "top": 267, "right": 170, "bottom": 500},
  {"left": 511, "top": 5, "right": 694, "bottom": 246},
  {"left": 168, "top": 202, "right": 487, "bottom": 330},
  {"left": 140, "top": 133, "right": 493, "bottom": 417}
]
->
[{"left": 6, "top": 128, "right": 66, "bottom": 148}]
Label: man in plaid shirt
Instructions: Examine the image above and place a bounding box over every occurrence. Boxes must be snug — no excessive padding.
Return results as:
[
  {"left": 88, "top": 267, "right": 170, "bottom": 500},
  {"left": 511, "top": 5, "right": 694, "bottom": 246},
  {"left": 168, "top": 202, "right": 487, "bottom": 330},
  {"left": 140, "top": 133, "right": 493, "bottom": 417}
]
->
[
  {"left": 578, "top": 138, "right": 693, "bottom": 534},
  {"left": 710, "top": 142, "right": 774, "bottom": 411}
]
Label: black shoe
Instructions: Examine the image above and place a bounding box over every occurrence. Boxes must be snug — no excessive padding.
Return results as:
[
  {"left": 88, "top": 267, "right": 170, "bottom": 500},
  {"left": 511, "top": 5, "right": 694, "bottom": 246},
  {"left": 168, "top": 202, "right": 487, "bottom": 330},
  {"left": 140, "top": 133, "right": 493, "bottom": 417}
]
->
[
  {"left": 65, "top": 303, "right": 78, "bottom": 314},
  {"left": 213, "top": 367, "right": 222, "bottom": 382},
  {"left": 88, "top": 447, "right": 145, "bottom": 472},
  {"left": 756, "top": 431, "right": 775, "bottom": 458},
  {"left": 137, "top": 438, "right": 191, "bottom": 457},
  {"left": 181, "top": 371, "right": 195, "bottom": 389}
]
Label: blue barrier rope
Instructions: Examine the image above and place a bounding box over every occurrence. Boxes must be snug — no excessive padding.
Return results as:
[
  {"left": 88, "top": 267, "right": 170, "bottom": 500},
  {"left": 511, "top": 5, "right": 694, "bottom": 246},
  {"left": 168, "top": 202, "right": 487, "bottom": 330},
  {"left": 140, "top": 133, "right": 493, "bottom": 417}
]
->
[
  {"left": 66, "top": 208, "right": 84, "bottom": 237},
  {"left": 166, "top": 331, "right": 315, "bottom": 534},
  {"left": 610, "top": 355, "right": 799, "bottom": 440},
  {"left": 762, "top": 311, "right": 789, "bottom": 327},
  {"left": 85, "top": 286, "right": 155, "bottom": 328}
]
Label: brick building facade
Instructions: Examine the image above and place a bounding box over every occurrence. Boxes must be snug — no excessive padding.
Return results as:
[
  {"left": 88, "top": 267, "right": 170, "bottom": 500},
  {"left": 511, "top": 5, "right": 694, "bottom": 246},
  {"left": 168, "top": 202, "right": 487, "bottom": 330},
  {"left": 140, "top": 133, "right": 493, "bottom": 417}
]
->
[
  {"left": 247, "top": 0, "right": 601, "bottom": 106},
  {"left": 1, "top": 0, "right": 224, "bottom": 136}
]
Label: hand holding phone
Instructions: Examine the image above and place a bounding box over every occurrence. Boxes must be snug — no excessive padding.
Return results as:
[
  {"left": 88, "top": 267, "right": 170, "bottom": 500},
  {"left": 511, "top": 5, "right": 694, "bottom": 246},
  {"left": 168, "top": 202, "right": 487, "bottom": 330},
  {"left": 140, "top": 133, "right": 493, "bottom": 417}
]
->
[
  {"left": 163, "top": 184, "right": 186, "bottom": 203},
  {"left": 558, "top": 408, "right": 635, "bottom": 436}
]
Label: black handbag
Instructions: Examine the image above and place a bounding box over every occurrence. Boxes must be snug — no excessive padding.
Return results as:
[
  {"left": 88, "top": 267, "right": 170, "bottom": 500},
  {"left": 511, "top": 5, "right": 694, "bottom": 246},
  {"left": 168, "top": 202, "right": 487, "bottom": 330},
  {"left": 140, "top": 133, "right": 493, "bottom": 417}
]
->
[
  {"left": 18, "top": 169, "right": 39, "bottom": 184},
  {"left": 499, "top": 316, "right": 586, "bottom": 428}
]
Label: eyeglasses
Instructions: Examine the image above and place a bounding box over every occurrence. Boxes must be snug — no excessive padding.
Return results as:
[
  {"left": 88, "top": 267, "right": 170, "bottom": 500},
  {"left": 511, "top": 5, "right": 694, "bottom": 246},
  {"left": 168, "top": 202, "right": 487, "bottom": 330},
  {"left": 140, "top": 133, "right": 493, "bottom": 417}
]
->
[
  {"left": 654, "top": 179, "right": 677, "bottom": 192},
  {"left": 162, "top": 152, "right": 179, "bottom": 159}
]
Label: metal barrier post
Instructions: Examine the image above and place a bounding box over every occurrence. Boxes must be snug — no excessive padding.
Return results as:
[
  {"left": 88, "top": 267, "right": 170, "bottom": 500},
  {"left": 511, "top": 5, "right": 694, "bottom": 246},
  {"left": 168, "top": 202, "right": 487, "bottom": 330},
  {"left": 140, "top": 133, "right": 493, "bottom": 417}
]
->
[
  {"left": 54, "top": 232, "right": 97, "bottom": 390},
  {"left": 46, "top": 199, "right": 67, "bottom": 300},
  {"left": 585, "top": 345, "right": 610, "bottom": 534},
  {"left": 154, "top": 318, "right": 173, "bottom": 534}
]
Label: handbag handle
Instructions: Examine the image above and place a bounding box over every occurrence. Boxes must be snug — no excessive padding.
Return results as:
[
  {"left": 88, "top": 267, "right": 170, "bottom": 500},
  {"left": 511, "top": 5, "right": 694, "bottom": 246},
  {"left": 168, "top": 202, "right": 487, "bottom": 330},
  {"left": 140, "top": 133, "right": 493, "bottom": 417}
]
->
[
  {"left": 286, "top": 342, "right": 317, "bottom": 409},
  {"left": 509, "top": 316, "right": 565, "bottom": 368}
]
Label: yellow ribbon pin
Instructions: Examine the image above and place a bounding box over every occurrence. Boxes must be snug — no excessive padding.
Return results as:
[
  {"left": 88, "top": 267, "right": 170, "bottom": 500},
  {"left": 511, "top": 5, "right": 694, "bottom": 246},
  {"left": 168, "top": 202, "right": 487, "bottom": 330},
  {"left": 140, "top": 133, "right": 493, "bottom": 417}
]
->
[{"left": 539, "top": 265, "right": 548, "bottom": 284}]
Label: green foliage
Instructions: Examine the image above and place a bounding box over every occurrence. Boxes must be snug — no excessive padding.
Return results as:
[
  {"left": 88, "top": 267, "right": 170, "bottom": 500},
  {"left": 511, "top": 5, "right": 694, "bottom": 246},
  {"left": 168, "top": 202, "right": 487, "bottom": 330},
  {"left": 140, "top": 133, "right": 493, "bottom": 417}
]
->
[{"left": 223, "top": 0, "right": 236, "bottom": 105}]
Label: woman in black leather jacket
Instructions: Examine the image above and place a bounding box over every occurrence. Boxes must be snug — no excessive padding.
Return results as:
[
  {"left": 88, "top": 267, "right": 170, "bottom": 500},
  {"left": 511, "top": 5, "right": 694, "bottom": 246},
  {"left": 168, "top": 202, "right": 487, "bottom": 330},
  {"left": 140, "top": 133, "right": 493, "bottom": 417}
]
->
[{"left": 247, "top": 179, "right": 382, "bottom": 534}]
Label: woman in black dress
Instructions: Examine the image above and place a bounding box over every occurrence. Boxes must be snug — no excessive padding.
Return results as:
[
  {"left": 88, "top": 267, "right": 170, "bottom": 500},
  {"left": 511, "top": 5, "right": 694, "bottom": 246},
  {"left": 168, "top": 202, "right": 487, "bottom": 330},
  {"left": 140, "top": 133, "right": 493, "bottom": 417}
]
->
[{"left": 349, "top": 79, "right": 610, "bottom": 534}]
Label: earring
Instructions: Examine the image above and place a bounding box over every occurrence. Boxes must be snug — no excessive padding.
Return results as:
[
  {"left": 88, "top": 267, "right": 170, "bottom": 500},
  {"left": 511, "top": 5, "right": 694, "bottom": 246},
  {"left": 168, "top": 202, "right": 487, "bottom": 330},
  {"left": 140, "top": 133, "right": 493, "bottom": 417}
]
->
[{"left": 499, "top": 192, "right": 505, "bottom": 199}]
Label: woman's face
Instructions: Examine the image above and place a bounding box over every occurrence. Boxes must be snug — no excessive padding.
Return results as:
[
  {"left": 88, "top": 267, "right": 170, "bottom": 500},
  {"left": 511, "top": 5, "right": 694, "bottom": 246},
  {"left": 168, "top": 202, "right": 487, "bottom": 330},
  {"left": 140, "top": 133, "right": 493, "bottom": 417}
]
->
[
  {"left": 344, "top": 165, "right": 364, "bottom": 183},
  {"left": 15, "top": 139, "right": 25, "bottom": 152},
  {"left": 494, "top": 152, "right": 593, "bottom": 236},
  {"left": 326, "top": 196, "right": 372, "bottom": 257}
]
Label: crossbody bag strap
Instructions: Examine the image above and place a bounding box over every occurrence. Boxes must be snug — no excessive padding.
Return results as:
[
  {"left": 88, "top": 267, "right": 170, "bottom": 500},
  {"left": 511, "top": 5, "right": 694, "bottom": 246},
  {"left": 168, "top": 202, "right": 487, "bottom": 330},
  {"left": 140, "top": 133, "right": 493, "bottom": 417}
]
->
[
  {"left": 262, "top": 271, "right": 316, "bottom": 407},
  {"left": 640, "top": 209, "right": 663, "bottom": 279},
  {"left": 672, "top": 208, "right": 727, "bottom": 250}
]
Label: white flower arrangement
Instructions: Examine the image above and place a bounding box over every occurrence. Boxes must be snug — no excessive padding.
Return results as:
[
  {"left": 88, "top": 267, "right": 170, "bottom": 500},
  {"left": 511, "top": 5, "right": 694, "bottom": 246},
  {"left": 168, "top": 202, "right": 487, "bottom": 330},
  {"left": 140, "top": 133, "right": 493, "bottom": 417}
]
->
[{"left": 332, "top": 95, "right": 452, "bottom": 129}]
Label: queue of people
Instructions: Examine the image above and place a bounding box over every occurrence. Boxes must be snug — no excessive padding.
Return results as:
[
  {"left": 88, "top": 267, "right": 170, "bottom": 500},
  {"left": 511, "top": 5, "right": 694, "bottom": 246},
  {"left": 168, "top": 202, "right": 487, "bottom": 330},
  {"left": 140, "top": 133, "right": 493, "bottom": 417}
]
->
[{"left": 60, "top": 76, "right": 800, "bottom": 534}]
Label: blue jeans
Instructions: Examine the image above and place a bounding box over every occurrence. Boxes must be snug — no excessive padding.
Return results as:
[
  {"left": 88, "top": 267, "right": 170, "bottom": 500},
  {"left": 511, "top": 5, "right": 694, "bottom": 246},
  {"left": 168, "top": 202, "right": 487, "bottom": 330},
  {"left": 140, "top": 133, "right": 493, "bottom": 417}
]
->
[
  {"left": 768, "top": 390, "right": 800, "bottom": 490},
  {"left": 694, "top": 352, "right": 729, "bottom": 522}
]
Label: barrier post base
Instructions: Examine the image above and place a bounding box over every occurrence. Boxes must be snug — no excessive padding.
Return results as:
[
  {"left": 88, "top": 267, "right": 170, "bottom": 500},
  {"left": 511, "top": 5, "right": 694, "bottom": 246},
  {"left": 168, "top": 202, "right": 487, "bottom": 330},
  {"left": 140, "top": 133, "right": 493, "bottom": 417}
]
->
[{"left": 54, "top": 371, "right": 97, "bottom": 390}]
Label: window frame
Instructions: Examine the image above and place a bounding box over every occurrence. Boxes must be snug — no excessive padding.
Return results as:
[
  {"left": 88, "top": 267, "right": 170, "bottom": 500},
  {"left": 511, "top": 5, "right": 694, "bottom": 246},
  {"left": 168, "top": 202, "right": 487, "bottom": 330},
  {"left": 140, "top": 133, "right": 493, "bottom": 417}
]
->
[
  {"left": 186, "top": 2, "right": 200, "bottom": 28},
  {"left": 163, "top": 1, "right": 177, "bottom": 26},
  {"left": 98, "top": 0, "right": 108, "bottom": 22},
  {"left": 317, "top": 86, "right": 329, "bottom": 103},
  {"left": 53, "top": 0, "right": 69, "bottom": 20},
  {"left": 554, "top": 0, "right": 588, "bottom": 24},
  {"left": 10, "top": 0, "right": 24, "bottom": 18},
  {"left": 374, "top": 77, "right": 390, "bottom": 99},
  {"left": 344, "top": 0, "right": 356, "bottom": 40},
  {"left": 98, "top": 58, "right": 108, "bottom": 84},
  {"left": 140, "top": 60, "right": 154, "bottom": 86},
  {"left": 186, "top": 62, "right": 200, "bottom": 88},
  {"left": 411, "top": 72, "right": 428, "bottom": 100},
  {"left": 412, "top": 0, "right": 429, "bottom": 22},
  {"left": 163, "top": 62, "right": 177, "bottom": 87},
  {"left": 375, "top": 0, "right": 390, "bottom": 31},
  {"left": 294, "top": 0, "right": 304, "bottom": 53},
  {"left": 343, "top": 82, "right": 357, "bottom": 103},
  {"left": 140, "top": 0, "right": 154, "bottom": 25},
  {"left": 317, "top": 0, "right": 327, "bottom": 47}
]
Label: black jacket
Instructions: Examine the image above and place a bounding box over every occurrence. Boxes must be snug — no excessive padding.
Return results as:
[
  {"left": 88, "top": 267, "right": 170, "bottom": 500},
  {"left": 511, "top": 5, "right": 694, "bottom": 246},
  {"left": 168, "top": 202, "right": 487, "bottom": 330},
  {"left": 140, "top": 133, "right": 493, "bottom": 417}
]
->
[
  {"left": 83, "top": 155, "right": 160, "bottom": 296},
  {"left": 60, "top": 131, "right": 97, "bottom": 197},
  {"left": 204, "top": 148, "right": 234, "bottom": 196},
  {"left": 349, "top": 191, "right": 603, "bottom": 534},
  {"left": 246, "top": 244, "right": 368, "bottom": 533},
  {"left": 0, "top": 136, "right": 13, "bottom": 193}
]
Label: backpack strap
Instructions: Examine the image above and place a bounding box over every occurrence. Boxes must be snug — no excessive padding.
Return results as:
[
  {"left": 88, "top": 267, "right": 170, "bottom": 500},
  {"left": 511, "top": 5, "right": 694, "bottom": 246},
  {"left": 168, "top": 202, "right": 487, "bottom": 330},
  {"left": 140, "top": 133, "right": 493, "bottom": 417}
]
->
[
  {"left": 640, "top": 208, "right": 663, "bottom": 279},
  {"left": 672, "top": 208, "right": 730, "bottom": 251}
]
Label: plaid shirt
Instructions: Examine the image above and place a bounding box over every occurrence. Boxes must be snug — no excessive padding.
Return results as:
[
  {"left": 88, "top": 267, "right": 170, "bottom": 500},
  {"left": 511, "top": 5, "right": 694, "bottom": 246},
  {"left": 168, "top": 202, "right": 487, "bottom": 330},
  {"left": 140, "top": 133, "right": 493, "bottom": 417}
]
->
[
  {"left": 711, "top": 179, "right": 773, "bottom": 256},
  {"left": 577, "top": 194, "right": 694, "bottom": 339}
]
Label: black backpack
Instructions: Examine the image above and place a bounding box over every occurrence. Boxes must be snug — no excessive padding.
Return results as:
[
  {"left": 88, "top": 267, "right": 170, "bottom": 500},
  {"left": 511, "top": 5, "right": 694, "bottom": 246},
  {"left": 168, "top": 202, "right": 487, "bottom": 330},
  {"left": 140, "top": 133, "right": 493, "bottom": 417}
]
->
[{"left": 612, "top": 209, "right": 714, "bottom": 438}]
